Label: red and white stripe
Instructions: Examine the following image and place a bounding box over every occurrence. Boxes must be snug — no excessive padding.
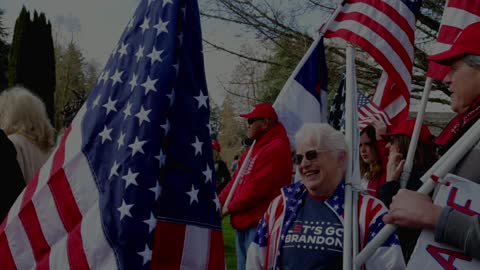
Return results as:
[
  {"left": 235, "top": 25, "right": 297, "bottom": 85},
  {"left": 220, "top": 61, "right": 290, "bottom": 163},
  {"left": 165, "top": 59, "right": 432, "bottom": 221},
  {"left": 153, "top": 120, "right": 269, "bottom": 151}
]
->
[
  {"left": 427, "top": 0, "right": 480, "bottom": 81},
  {"left": 151, "top": 221, "right": 225, "bottom": 270},
  {"left": 0, "top": 105, "right": 117, "bottom": 270},
  {"left": 358, "top": 102, "right": 392, "bottom": 130},
  {"left": 325, "top": 0, "right": 416, "bottom": 127}
]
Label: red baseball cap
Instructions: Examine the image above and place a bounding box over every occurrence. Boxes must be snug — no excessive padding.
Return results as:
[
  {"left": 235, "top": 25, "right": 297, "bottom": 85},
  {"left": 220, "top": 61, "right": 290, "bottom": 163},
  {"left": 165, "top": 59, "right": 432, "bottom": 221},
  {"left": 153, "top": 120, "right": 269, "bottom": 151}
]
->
[
  {"left": 381, "top": 119, "right": 433, "bottom": 145},
  {"left": 240, "top": 103, "right": 278, "bottom": 121},
  {"left": 212, "top": 141, "right": 221, "bottom": 152},
  {"left": 428, "top": 22, "right": 480, "bottom": 65}
]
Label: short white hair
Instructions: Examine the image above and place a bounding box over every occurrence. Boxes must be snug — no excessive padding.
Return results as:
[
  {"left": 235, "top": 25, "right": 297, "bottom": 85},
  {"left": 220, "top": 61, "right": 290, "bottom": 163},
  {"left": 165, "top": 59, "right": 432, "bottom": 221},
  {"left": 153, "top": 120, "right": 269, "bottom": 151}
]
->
[
  {"left": 295, "top": 123, "right": 347, "bottom": 155},
  {"left": 0, "top": 86, "right": 54, "bottom": 152}
]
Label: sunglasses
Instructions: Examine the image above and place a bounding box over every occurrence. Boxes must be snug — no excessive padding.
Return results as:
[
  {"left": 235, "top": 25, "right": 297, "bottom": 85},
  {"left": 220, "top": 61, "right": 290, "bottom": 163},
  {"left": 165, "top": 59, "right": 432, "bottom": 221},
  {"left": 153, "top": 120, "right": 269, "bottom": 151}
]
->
[
  {"left": 247, "top": 118, "right": 265, "bottom": 125},
  {"left": 294, "top": 149, "right": 330, "bottom": 165}
]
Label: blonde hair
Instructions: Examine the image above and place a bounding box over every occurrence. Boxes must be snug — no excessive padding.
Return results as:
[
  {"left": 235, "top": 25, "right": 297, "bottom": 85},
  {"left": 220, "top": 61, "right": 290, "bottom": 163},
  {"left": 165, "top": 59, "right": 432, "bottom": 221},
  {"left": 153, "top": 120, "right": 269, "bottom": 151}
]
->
[
  {"left": 295, "top": 123, "right": 348, "bottom": 161},
  {"left": 0, "top": 86, "right": 55, "bottom": 152}
]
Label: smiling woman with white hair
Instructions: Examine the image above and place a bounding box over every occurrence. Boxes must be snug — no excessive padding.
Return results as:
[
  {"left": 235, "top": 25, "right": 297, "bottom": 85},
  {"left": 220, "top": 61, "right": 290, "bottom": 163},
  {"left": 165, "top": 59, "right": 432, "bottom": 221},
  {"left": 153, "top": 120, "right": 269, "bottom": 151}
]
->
[
  {"left": 246, "top": 123, "right": 405, "bottom": 270},
  {"left": 0, "top": 86, "right": 55, "bottom": 184}
]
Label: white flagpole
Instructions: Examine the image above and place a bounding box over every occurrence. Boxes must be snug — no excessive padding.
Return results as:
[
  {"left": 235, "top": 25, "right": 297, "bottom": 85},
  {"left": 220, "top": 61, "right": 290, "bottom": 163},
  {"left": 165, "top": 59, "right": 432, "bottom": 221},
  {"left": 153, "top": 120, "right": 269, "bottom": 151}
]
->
[
  {"left": 399, "top": 77, "right": 434, "bottom": 188},
  {"left": 343, "top": 44, "right": 357, "bottom": 270},
  {"left": 355, "top": 118, "right": 480, "bottom": 266},
  {"left": 223, "top": 140, "right": 256, "bottom": 213}
]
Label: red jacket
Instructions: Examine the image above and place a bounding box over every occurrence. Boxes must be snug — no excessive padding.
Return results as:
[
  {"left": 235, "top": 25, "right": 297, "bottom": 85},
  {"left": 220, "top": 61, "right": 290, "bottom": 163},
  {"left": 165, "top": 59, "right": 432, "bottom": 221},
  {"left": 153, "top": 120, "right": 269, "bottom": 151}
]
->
[{"left": 219, "top": 123, "right": 292, "bottom": 230}]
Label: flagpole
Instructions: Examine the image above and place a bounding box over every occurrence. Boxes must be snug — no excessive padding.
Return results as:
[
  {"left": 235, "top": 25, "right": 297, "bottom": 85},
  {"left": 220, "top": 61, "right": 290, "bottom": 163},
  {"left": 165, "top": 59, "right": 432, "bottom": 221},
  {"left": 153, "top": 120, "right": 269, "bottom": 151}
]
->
[
  {"left": 355, "top": 118, "right": 480, "bottom": 267},
  {"left": 343, "top": 44, "right": 357, "bottom": 270},
  {"left": 399, "top": 77, "right": 433, "bottom": 188},
  {"left": 223, "top": 140, "right": 256, "bottom": 213}
]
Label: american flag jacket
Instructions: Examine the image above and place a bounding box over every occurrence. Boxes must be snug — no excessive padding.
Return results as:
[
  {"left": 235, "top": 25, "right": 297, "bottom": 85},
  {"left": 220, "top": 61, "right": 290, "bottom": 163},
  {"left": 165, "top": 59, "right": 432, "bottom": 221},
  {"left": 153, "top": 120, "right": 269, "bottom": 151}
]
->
[{"left": 246, "top": 181, "right": 406, "bottom": 269}]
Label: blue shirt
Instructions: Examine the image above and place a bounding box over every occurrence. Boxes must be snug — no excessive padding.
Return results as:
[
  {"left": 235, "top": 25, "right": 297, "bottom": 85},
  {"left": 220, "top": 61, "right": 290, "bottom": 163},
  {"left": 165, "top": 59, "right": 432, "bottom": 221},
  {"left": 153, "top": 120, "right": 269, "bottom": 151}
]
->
[{"left": 280, "top": 194, "right": 343, "bottom": 269}]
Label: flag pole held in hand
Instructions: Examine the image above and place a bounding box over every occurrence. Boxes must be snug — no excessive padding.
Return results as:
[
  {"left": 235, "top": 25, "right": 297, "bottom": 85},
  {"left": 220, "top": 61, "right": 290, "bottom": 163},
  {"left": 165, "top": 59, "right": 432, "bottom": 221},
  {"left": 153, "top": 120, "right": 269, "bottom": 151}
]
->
[
  {"left": 355, "top": 118, "right": 480, "bottom": 267},
  {"left": 223, "top": 140, "right": 256, "bottom": 214}
]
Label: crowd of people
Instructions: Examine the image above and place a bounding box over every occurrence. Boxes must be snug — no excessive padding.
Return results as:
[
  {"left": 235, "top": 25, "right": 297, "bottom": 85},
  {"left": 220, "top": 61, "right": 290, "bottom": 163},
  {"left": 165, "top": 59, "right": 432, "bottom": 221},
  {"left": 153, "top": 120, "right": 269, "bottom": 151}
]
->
[{"left": 220, "top": 22, "right": 480, "bottom": 269}]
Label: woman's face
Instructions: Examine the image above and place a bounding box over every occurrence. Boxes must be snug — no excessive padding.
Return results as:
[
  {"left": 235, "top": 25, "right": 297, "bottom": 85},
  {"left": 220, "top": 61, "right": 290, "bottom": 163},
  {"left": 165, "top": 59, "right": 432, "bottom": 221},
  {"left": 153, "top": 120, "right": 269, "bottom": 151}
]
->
[
  {"left": 360, "top": 132, "right": 375, "bottom": 164},
  {"left": 297, "top": 140, "right": 344, "bottom": 196}
]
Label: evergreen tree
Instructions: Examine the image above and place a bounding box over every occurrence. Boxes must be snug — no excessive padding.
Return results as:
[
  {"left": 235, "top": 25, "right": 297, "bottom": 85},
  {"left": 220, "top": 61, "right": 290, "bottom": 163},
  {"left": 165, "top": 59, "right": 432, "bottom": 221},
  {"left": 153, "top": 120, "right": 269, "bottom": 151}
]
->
[
  {"left": 8, "top": 6, "right": 56, "bottom": 120},
  {"left": 54, "top": 41, "right": 87, "bottom": 128},
  {"left": 0, "top": 9, "right": 10, "bottom": 90}
]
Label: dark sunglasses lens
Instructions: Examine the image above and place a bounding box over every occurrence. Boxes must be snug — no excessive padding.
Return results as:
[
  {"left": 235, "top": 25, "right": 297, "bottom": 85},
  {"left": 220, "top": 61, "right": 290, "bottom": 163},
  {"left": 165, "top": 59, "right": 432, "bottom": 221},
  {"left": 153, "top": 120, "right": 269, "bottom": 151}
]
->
[
  {"left": 305, "top": 150, "right": 318, "bottom": 161},
  {"left": 294, "top": 154, "right": 303, "bottom": 165},
  {"left": 247, "top": 118, "right": 256, "bottom": 125}
]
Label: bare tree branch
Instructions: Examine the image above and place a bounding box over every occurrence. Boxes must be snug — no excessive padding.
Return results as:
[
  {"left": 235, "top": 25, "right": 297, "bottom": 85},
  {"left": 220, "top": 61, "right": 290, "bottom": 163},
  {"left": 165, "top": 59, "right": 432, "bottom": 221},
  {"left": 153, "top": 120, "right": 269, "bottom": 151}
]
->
[{"left": 203, "top": 38, "right": 288, "bottom": 67}]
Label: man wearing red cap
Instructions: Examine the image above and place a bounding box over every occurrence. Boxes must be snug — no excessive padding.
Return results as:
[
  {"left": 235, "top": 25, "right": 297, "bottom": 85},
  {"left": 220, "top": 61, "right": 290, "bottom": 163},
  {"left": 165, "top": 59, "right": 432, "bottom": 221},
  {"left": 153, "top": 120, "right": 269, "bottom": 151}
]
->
[
  {"left": 219, "top": 103, "right": 293, "bottom": 270},
  {"left": 384, "top": 22, "right": 480, "bottom": 259}
]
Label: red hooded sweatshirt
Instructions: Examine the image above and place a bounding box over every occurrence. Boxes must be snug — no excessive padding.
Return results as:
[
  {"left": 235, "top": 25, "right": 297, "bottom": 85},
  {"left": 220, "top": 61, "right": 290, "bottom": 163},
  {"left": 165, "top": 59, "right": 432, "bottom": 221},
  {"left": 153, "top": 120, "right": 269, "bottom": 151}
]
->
[{"left": 219, "top": 123, "right": 293, "bottom": 230}]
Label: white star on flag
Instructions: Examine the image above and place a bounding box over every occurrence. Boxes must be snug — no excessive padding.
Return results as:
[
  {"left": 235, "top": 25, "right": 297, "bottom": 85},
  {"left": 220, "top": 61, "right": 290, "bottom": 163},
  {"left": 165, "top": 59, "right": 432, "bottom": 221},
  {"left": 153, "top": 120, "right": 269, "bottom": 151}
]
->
[
  {"left": 128, "top": 137, "right": 147, "bottom": 157},
  {"left": 150, "top": 181, "right": 161, "bottom": 201},
  {"left": 155, "top": 150, "right": 166, "bottom": 168},
  {"left": 109, "top": 161, "right": 120, "bottom": 180},
  {"left": 99, "top": 125, "right": 113, "bottom": 144},
  {"left": 140, "top": 17, "right": 150, "bottom": 34},
  {"left": 122, "top": 168, "right": 139, "bottom": 188},
  {"left": 102, "top": 97, "right": 118, "bottom": 116},
  {"left": 154, "top": 18, "right": 169, "bottom": 36},
  {"left": 213, "top": 194, "right": 220, "bottom": 212},
  {"left": 110, "top": 69, "right": 124, "bottom": 87},
  {"left": 128, "top": 73, "right": 139, "bottom": 91},
  {"left": 202, "top": 165, "right": 212, "bottom": 183},
  {"left": 117, "top": 200, "right": 134, "bottom": 220},
  {"left": 186, "top": 185, "right": 199, "bottom": 205},
  {"left": 135, "top": 106, "right": 152, "bottom": 126},
  {"left": 141, "top": 76, "right": 158, "bottom": 95},
  {"left": 118, "top": 42, "right": 129, "bottom": 57},
  {"left": 143, "top": 213, "right": 157, "bottom": 233},
  {"left": 161, "top": 119, "right": 170, "bottom": 134},
  {"left": 191, "top": 136, "right": 203, "bottom": 156},
  {"left": 138, "top": 244, "right": 152, "bottom": 265},
  {"left": 123, "top": 102, "right": 133, "bottom": 120},
  {"left": 135, "top": 45, "right": 145, "bottom": 62},
  {"left": 147, "top": 47, "right": 164, "bottom": 65},
  {"left": 117, "top": 132, "right": 126, "bottom": 149},
  {"left": 167, "top": 90, "right": 175, "bottom": 107},
  {"left": 193, "top": 90, "right": 208, "bottom": 109}
]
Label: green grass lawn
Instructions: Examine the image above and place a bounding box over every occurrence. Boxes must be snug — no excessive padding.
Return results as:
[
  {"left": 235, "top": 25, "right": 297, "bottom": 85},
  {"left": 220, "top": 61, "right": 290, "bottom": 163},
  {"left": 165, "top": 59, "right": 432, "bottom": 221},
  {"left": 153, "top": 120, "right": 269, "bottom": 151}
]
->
[{"left": 222, "top": 217, "right": 237, "bottom": 269}]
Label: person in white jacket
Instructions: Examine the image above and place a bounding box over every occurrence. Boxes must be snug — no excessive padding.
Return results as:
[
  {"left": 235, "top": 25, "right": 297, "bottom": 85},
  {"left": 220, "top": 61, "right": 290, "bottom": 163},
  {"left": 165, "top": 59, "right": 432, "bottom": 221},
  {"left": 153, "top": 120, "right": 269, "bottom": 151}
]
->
[
  {"left": 246, "top": 123, "right": 405, "bottom": 269},
  {"left": 0, "top": 86, "right": 55, "bottom": 184}
]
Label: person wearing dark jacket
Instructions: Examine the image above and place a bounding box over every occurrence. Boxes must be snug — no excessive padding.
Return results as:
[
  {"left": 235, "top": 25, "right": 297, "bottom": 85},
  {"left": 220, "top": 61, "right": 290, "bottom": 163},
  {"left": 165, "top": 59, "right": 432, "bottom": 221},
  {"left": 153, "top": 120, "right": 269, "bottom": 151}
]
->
[
  {"left": 211, "top": 141, "right": 231, "bottom": 193},
  {"left": 378, "top": 119, "right": 437, "bottom": 262},
  {"left": 383, "top": 22, "right": 480, "bottom": 260},
  {"left": 0, "top": 129, "right": 25, "bottom": 221},
  {"left": 219, "top": 103, "right": 293, "bottom": 270}
]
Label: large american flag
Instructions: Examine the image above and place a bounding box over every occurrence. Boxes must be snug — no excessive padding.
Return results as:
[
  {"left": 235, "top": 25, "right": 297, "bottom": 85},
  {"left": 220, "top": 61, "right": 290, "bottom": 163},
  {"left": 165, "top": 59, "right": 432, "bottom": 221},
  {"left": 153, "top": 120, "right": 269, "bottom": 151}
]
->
[
  {"left": 0, "top": 0, "right": 224, "bottom": 269},
  {"left": 325, "top": 0, "right": 422, "bottom": 127},
  {"left": 427, "top": 0, "right": 480, "bottom": 81}
]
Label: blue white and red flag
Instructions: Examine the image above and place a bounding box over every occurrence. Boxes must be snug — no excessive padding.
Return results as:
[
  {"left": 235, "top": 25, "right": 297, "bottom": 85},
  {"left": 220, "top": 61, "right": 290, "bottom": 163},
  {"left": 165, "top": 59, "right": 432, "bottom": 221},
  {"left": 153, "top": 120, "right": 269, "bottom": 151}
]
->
[
  {"left": 273, "top": 37, "right": 329, "bottom": 144},
  {"left": 0, "top": 0, "right": 224, "bottom": 269}
]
